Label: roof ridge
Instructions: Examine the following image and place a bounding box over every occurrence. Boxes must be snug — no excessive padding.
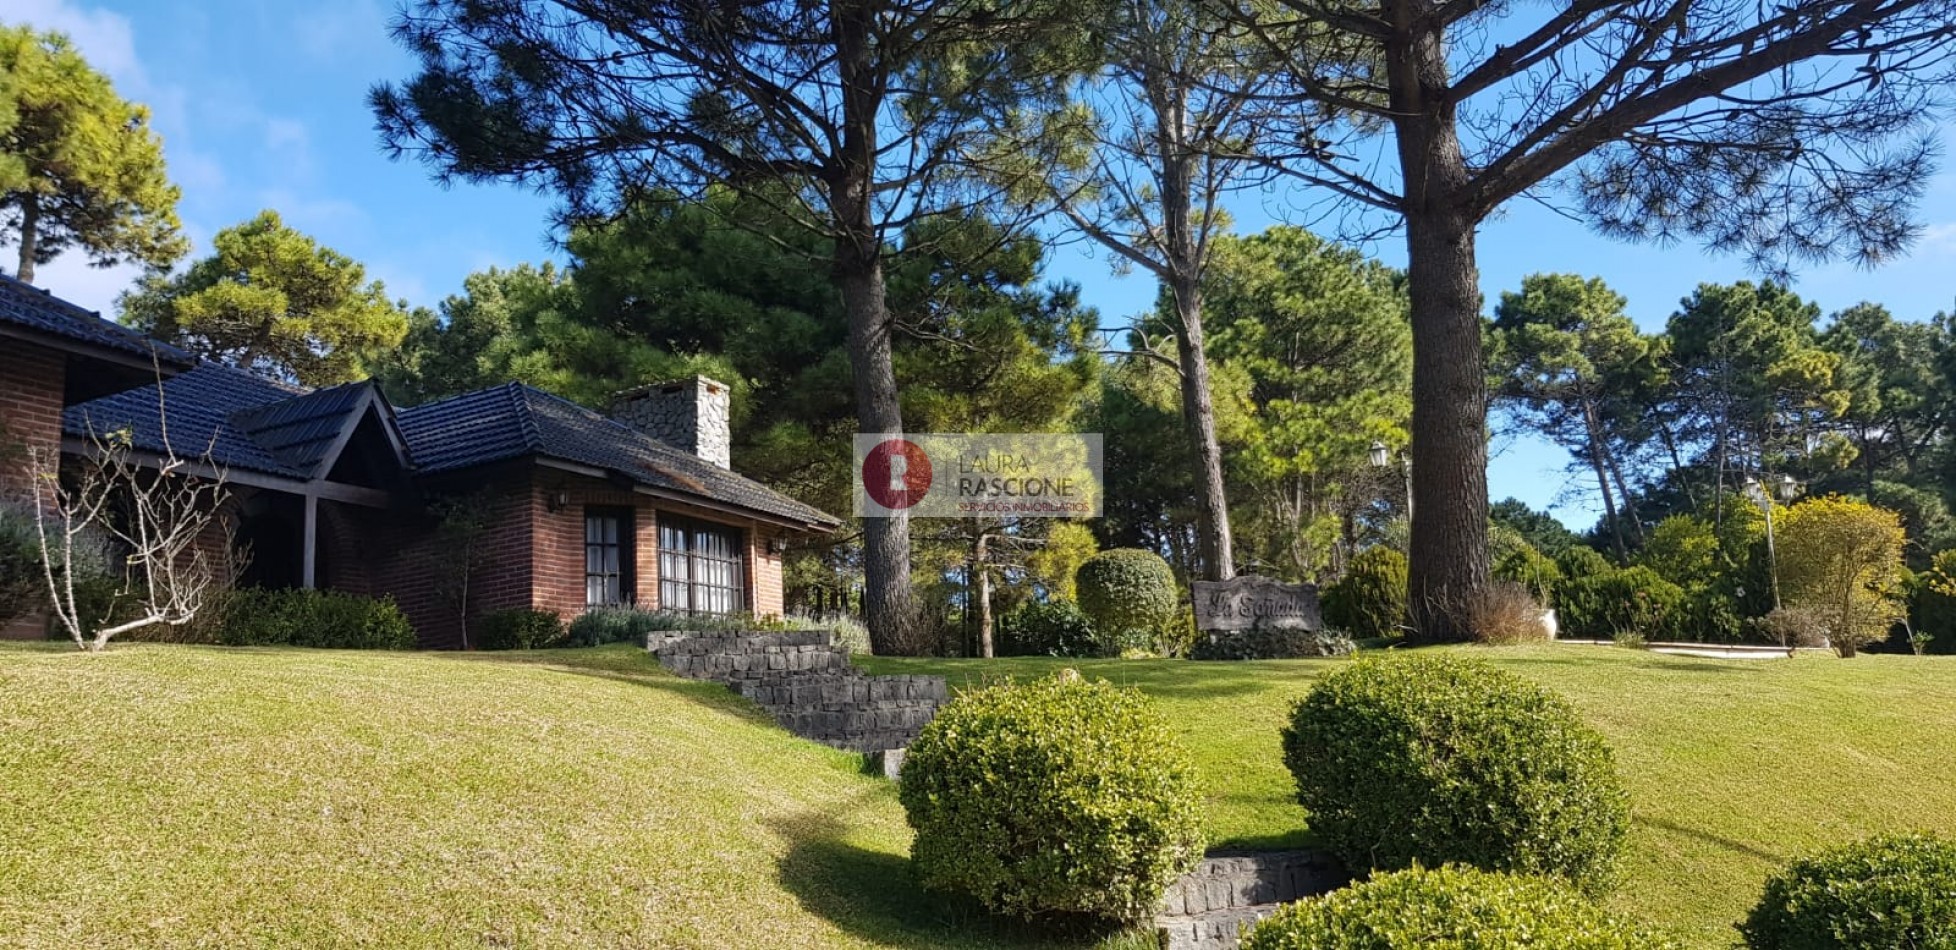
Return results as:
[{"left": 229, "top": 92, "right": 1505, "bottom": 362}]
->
[
  {"left": 515, "top": 382, "right": 833, "bottom": 516},
  {"left": 395, "top": 380, "right": 521, "bottom": 416},
  {"left": 508, "top": 382, "right": 548, "bottom": 452}
]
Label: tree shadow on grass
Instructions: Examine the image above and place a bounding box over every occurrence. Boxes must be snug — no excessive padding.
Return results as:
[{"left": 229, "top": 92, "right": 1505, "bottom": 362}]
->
[
  {"left": 1638, "top": 814, "right": 1786, "bottom": 865},
  {"left": 766, "top": 798, "right": 1148, "bottom": 950},
  {"left": 861, "top": 656, "right": 1318, "bottom": 703}
]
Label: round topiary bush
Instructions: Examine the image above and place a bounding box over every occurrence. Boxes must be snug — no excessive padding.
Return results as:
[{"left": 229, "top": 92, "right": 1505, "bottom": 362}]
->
[
  {"left": 899, "top": 673, "right": 1204, "bottom": 921},
  {"left": 1321, "top": 547, "right": 1407, "bottom": 639},
  {"left": 1074, "top": 548, "right": 1178, "bottom": 655},
  {"left": 1282, "top": 653, "right": 1629, "bottom": 893},
  {"left": 1741, "top": 833, "right": 1956, "bottom": 949},
  {"left": 1240, "top": 865, "right": 1677, "bottom": 950}
]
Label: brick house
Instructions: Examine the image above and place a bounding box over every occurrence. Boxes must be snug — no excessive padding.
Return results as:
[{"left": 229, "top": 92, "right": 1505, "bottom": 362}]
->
[{"left": 0, "top": 275, "right": 839, "bottom": 646}]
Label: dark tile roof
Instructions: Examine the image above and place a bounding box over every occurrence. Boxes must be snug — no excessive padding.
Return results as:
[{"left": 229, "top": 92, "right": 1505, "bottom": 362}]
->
[
  {"left": 230, "top": 382, "right": 392, "bottom": 474},
  {"left": 63, "top": 364, "right": 310, "bottom": 478},
  {"left": 0, "top": 274, "right": 191, "bottom": 367},
  {"left": 397, "top": 383, "right": 839, "bottom": 528},
  {"left": 64, "top": 362, "right": 837, "bottom": 528}
]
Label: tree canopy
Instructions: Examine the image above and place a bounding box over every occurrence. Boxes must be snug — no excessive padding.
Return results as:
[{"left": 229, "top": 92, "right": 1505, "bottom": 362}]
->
[
  {"left": 0, "top": 25, "right": 185, "bottom": 284},
  {"left": 121, "top": 210, "right": 410, "bottom": 387}
]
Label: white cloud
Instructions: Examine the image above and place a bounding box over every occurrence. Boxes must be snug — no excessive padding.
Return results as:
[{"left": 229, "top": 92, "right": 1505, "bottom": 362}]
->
[
  {"left": 23, "top": 252, "right": 145, "bottom": 318},
  {"left": 291, "top": 0, "right": 406, "bottom": 67},
  {"left": 8, "top": 0, "right": 143, "bottom": 88},
  {"left": 1920, "top": 222, "right": 1956, "bottom": 255},
  {"left": 255, "top": 189, "right": 369, "bottom": 232}
]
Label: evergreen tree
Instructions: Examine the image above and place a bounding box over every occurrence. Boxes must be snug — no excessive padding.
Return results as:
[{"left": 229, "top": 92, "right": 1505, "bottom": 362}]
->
[
  {"left": 121, "top": 211, "right": 410, "bottom": 387},
  {"left": 0, "top": 26, "right": 185, "bottom": 284}
]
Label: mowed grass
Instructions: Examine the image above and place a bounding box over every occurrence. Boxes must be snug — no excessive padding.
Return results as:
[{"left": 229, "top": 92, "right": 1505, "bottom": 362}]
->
[
  {"left": 861, "top": 646, "right": 1956, "bottom": 947},
  {"left": 0, "top": 643, "right": 1138, "bottom": 950}
]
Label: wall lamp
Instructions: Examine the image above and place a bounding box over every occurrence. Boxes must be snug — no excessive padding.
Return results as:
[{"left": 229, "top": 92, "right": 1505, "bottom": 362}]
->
[{"left": 546, "top": 490, "right": 572, "bottom": 513}]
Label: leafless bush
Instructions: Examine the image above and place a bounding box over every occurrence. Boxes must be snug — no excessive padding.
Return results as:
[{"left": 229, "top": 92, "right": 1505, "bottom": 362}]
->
[
  {"left": 1753, "top": 606, "right": 1832, "bottom": 651},
  {"left": 1462, "top": 582, "right": 1551, "bottom": 646},
  {"left": 29, "top": 424, "right": 231, "bottom": 652}
]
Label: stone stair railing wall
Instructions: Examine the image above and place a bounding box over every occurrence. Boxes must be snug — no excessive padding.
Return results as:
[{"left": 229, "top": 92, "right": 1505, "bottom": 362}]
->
[
  {"left": 649, "top": 630, "right": 1346, "bottom": 950},
  {"left": 647, "top": 631, "right": 946, "bottom": 756},
  {"left": 1155, "top": 850, "right": 1348, "bottom": 950}
]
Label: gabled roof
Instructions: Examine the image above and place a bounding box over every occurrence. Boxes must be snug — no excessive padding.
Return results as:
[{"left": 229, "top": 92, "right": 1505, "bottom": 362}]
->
[
  {"left": 0, "top": 274, "right": 192, "bottom": 369},
  {"left": 397, "top": 383, "right": 840, "bottom": 528},
  {"left": 230, "top": 381, "right": 410, "bottom": 476},
  {"left": 64, "top": 366, "right": 838, "bottom": 530},
  {"left": 64, "top": 363, "right": 310, "bottom": 478}
]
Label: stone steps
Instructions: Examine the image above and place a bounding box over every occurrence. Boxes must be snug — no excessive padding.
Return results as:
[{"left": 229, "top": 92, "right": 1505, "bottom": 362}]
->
[
  {"left": 647, "top": 630, "right": 946, "bottom": 755},
  {"left": 1155, "top": 850, "right": 1347, "bottom": 950}
]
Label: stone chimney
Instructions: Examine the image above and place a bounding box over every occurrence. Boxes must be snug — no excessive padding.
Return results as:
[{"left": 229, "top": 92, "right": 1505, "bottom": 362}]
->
[{"left": 611, "top": 376, "right": 732, "bottom": 468}]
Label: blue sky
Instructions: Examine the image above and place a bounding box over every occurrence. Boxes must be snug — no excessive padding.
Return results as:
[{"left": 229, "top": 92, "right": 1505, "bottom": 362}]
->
[{"left": 14, "top": 0, "right": 1956, "bottom": 532}]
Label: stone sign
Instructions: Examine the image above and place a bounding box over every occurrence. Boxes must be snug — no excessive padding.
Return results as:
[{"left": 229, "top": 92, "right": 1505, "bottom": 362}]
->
[{"left": 1192, "top": 575, "right": 1322, "bottom": 633}]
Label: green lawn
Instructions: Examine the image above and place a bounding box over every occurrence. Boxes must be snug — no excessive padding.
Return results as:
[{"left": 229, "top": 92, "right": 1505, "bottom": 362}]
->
[
  {"left": 860, "top": 647, "right": 1956, "bottom": 947},
  {"left": 5, "top": 642, "right": 1951, "bottom": 949},
  {"left": 0, "top": 643, "right": 1133, "bottom": 950}
]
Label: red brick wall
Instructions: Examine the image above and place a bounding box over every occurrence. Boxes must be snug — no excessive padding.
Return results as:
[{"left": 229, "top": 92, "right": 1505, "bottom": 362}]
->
[
  {"left": 309, "top": 464, "right": 798, "bottom": 646},
  {"left": 0, "top": 341, "right": 65, "bottom": 506},
  {"left": 751, "top": 524, "right": 785, "bottom": 619},
  {"left": 0, "top": 343, "right": 64, "bottom": 638},
  {"left": 330, "top": 474, "right": 536, "bottom": 649},
  {"left": 528, "top": 476, "right": 659, "bottom": 617},
  {"left": 525, "top": 470, "right": 790, "bottom": 622}
]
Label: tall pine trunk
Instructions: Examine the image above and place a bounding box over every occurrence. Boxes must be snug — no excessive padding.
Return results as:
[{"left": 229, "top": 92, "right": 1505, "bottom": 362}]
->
[
  {"left": 16, "top": 196, "right": 39, "bottom": 284},
  {"left": 974, "top": 531, "right": 994, "bottom": 659},
  {"left": 1584, "top": 399, "right": 1628, "bottom": 558},
  {"left": 833, "top": 0, "right": 912, "bottom": 652},
  {"left": 836, "top": 245, "right": 914, "bottom": 654},
  {"left": 1153, "top": 82, "right": 1234, "bottom": 584},
  {"left": 1170, "top": 277, "right": 1235, "bottom": 582},
  {"left": 1390, "top": 1, "right": 1488, "bottom": 641}
]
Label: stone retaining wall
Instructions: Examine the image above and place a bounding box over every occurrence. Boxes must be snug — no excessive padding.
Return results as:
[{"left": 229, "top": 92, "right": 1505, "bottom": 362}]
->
[
  {"left": 648, "top": 630, "right": 945, "bottom": 754},
  {"left": 1156, "top": 850, "right": 1348, "bottom": 950}
]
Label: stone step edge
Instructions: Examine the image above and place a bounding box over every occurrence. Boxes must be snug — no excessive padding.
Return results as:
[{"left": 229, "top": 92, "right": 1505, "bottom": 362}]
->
[{"left": 1154, "top": 904, "right": 1284, "bottom": 950}]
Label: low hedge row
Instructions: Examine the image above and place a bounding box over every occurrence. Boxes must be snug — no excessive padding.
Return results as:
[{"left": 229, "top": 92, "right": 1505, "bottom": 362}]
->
[{"left": 210, "top": 588, "right": 416, "bottom": 650}]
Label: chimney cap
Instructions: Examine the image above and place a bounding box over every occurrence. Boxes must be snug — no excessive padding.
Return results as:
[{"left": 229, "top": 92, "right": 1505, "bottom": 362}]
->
[{"left": 610, "top": 375, "right": 730, "bottom": 401}]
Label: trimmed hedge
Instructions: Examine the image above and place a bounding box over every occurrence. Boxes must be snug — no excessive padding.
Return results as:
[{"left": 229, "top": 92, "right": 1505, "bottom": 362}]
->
[
  {"left": 899, "top": 673, "right": 1203, "bottom": 921},
  {"left": 1321, "top": 547, "right": 1407, "bottom": 639},
  {"left": 1556, "top": 566, "right": 1686, "bottom": 641},
  {"left": 1190, "top": 627, "right": 1354, "bottom": 660},
  {"left": 215, "top": 588, "right": 416, "bottom": 649},
  {"left": 1282, "top": 654, "right": 1629, "bottom": 894},
  {"left": 1074, "top": 549, "right": 1179, "bottom": 655},
  {"left": 475, "top": 608, "right": 568, "bottom": 650},
  {"left": 1742, "top": 833, "right": 1956, "bottom": 949},
  {"left": 997, "top": 600, "right": 1098, "bottom": 657},
  {"left": 1240, "top": 865, "right": 1678, "bottom": 950}
]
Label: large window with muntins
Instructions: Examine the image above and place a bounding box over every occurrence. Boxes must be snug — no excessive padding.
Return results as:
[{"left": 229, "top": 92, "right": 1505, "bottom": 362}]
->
[
  {"left": 584, "top": 507, "right": 634, "bottom": 606},
  {"left": 658, "top": 516, "right": 745, "bottom": 614}
]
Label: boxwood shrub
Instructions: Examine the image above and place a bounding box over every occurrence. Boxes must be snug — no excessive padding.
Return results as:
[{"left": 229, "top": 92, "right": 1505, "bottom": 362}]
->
[
  {"left": 899, "top": 673, "right": 1203, "bottom": 921},
  {"left": 216, "top": 588, "right": 416, "bottom": 649},
  {"left": 1190, "top": 627, "right": 1354, "bottom": 660},
  {"left": 1321, "top": 547, "right": 1407, "bottom": 639},
  {"left": 1556, "top": 565, "right": 1686, "bottom": 641},
  {"left": 1742, "top": 832, "right": 1956, "bottom": 949},
  {"left": 475, "top": 608, "right": 568, "bottom": 650},
  {"left": 996, "top": 600, "right": 1098, "bottom": 657},
  {"left": 1240, "top": 865, "right": 1678, "bottom": 950},
  {"left": 1074, "top": 549, "right": 1179, "bottom": 655},
  {"left": 1282, "top": 653, "right": 1629, "bottom": 893}
]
